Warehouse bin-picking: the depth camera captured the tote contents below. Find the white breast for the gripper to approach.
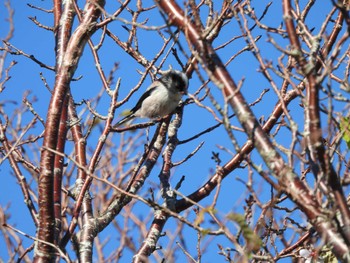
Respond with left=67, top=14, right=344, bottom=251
left=137, top=87, right=182, bottom=119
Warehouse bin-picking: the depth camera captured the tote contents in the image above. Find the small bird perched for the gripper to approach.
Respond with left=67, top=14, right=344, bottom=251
left=115, top=69, right=189, bottom=127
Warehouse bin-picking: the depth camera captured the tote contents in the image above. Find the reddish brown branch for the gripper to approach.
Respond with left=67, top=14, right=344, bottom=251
left=35, top=0, right=105, bottom=261
left=53, top=0, right=62, bottom=33
left=54, top=0, right=75, bottom=71
left=53, top=94, right=68, bottom=245
left=133, top=210, right=167, bottom=263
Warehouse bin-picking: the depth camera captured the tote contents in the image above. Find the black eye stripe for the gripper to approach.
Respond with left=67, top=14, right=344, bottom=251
left=171, top=74, right=186, bottom=89
left=158, top=71, right=188, bottom=92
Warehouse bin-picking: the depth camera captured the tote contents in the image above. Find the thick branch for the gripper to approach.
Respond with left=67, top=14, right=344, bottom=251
left=35, top=0, right=105, bottom=261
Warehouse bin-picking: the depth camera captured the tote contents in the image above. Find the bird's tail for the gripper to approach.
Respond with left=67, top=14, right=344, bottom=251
left=113, top=113, right=134, bottom=127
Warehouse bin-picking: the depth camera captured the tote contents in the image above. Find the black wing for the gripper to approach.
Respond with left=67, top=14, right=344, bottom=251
left=130, top=86, right=157, bottom=113
left=114, top=86, right=158, bottom=127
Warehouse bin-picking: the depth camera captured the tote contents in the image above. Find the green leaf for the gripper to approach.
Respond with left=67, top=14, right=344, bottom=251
left=119, top=109, right=132, bottom=117
left=320, top=245, right=338, bottom=263
left=340, top=117, right=350, bottom=149
left=200, top=228, right=211, bottom=236
left=227, top=213, right=262, bottom=252
left=193, top=207, right=216, bottom=226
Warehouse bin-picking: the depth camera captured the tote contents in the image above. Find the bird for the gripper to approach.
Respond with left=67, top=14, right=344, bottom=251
left=114, top=69, right=188, bottom=127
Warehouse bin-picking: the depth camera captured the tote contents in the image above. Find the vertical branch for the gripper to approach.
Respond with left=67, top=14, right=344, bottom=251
left=53, top=94, right=68, bottom=244
left=35, top=0, right=105, bottom=261
left=58, top=93, right=89, bottom=248
left=53, top=0, right=62, bottom=36
left=73, top=85, right=119, bottom=262
left=133, top=108, right=185, bottom=261
left=52, top=1, right=75, bottom=244
left=54, top=0, right=75, bottom=69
